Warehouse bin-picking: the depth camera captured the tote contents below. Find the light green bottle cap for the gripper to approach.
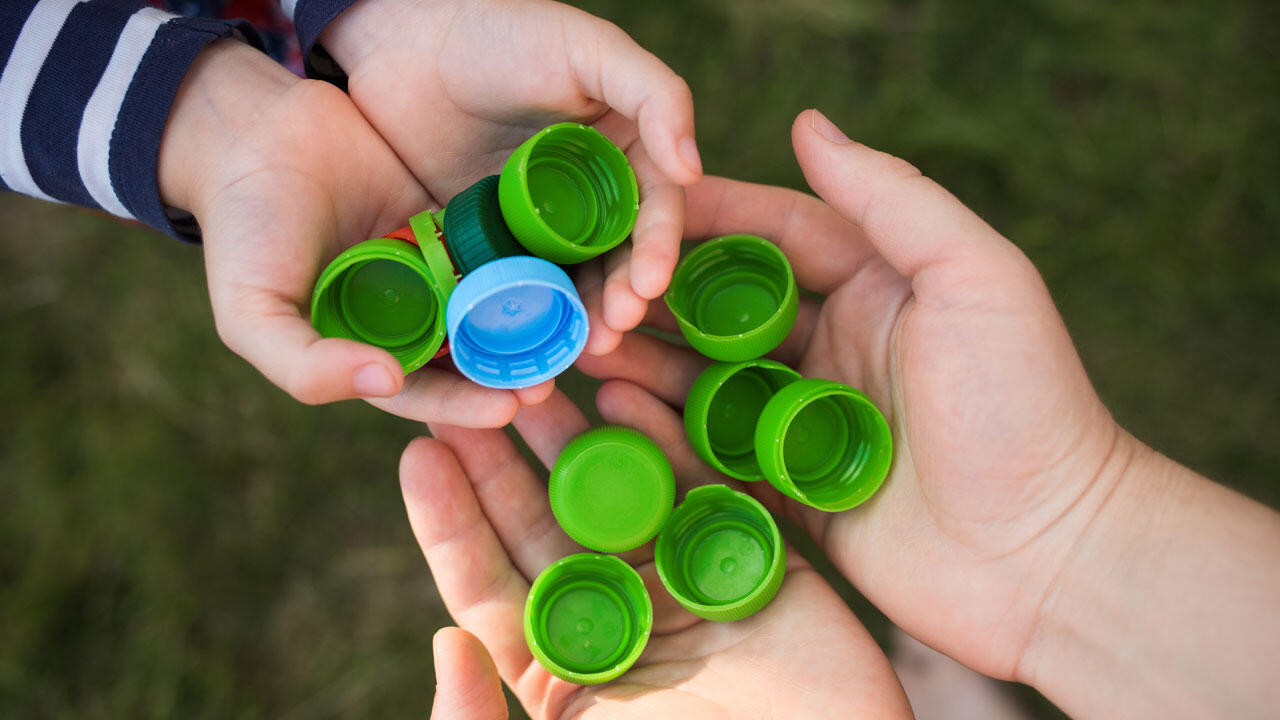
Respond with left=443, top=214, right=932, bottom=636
left=524, top=553, right=652, bottom=685
left=755, top=378, right=892, bottom=512
left=310, top=234, right=455, bottom=373
left=498, top=123, right=638, bottom=264
left=549, top=426, right=675, bottom=553
left=664, top=235, right=799, bottom=361
left=684, top=360, right=801, bottom=481
left=655, top=484, right=784, bottom=622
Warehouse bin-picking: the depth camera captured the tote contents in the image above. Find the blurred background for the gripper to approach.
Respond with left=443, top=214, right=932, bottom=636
left=1, top=0, right=1277, bottom=717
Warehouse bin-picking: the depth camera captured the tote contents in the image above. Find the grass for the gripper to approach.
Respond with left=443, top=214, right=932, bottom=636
left=1, top=0, right=1277, bottom=716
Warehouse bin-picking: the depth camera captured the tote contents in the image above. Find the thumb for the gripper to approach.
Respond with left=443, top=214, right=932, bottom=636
left=791, top=109, right=1037, bottom=301
left=430, top=628, right=508, bottom=720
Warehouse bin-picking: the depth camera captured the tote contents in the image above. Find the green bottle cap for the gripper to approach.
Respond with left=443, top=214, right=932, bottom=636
left=498, top=123, right=638, bottom=264
left=310, top=235, right=455, bottom=373
left=549, top=427, right=675, bottom=553
left=655, top=484, right=784, bottom=622
left=754, top=378, right=893, bottom=512
left=524, top=553, right=652, bottom=685
left=443, top=175, right=527, bottom=275
left=664, top=235, right=799, bottom=362
left=684, top=359, right=801, bottom=481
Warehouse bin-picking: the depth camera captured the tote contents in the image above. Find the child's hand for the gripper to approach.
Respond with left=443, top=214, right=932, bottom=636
left=399, top=390, right=911, bottom=720
left=159, top=40, right=543, bottom=427
left=319, top=0, right=701, bottom=355
left=574, top=108, right=1130, bottom=681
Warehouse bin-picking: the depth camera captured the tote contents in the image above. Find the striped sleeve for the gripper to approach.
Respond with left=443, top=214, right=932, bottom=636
left=281, top=0, right=360, bottom=82
left=0, top=0, right=262, bottom=239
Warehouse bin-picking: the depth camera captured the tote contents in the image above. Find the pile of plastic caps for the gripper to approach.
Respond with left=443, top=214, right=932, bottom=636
left=310, top=123, right=893, bottom=685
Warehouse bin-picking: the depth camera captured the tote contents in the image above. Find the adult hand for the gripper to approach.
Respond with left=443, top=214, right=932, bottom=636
left=159, top=39, right=545, bottom=427
left=576, top=109, right=1280, bottom=718
left=575, top=108, right=1129, bottom=679
left=320, top=0, right=702, bottom=355
left=399, top=390, right=910, bottom=719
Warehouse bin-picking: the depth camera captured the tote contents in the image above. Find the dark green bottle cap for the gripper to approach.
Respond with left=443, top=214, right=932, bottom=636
left=443, top=175, right=527, bottom=275
left=498, top=123, right=638, bottom=264
left=310, top=237, right=453, bottom=373
left=524, top=553, right=652, bottom=685
left=549, top=426, right=675, bottom=553
left=655, top=484, right=784, bottom=622
left=755, top=378, right=893, bottom=512
left=665, top=235, right=799, bottom=361
left=684, top=360, right=801, bottom=480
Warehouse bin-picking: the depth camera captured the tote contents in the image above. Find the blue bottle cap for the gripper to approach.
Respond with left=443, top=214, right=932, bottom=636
left=445, top=256, right=589, bottom=388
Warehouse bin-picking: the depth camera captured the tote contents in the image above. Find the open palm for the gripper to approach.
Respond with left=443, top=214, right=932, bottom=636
left=575, top=110, right=1132, bottom=681
left=321, top=0, right=701, bottom=352
left=400, top=389, right=909, bottom=719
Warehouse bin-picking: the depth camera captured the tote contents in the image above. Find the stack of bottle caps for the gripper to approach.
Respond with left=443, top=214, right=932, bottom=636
left=309, top=123, right=639, bottom=389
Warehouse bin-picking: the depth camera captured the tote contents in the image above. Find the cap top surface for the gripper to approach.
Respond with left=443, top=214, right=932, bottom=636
left=338, top=259, right=435, bottom=344
left=550, top=427, right=675, bottom=553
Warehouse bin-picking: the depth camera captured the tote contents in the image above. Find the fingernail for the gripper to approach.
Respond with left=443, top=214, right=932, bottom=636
left=353, top=363, right=398, bottom=397
left=678, top=136, right=703, bottom=177
left=810, top=109, right=851, bottom=144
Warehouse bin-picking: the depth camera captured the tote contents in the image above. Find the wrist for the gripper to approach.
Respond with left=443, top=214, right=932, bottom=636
left=157, top=39, right=299, bottom=215
left=318, top=0, right=436, bottom=72
left=1020, top=437, right=1280, bottom=717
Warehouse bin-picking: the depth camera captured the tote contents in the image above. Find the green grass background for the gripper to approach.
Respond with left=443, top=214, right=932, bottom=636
left=1, top=0, right=1277, bottom=716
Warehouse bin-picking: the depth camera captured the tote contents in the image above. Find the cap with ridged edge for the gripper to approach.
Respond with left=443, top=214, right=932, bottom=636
left=498, top=123, right=638, bottom=264
left=445, top=255, right=588, bottom=389
left=685, top=360, right=801, bottom=481
left=549, top=426, right=675, bottom=553
left=755, top=378, right=893, bottom=512
left=443, top=175, right=527, bottom=275
left=310, top=237, right=450, bottom=373
left=665, top=235, right=798, bottom=362
left=655, top=484, right=784, bottom=622
left=524, top=553, right=652, bottom=685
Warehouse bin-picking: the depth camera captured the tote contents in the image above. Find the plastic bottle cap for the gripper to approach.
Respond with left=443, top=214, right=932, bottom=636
left=445, top=255, right=588, bottom=389
left=684, top=360, right=801, bottom=481
left=443, top=175, right=527, bottom=275
left=655, top=484, right=784, bottom=622
left=310, top=237, right=454, bottom=373
left=524, top=553, right=652, bottom=685
left=664, top=235, right=799, bottom=361
left=549, top=426, right=675, bottom=553
left=498, top=123, right=638, bottom=264
left=754, top=378, right=893, bottom=512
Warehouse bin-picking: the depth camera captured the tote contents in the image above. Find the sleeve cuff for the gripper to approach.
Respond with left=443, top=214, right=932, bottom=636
left=289, top=0, right=361, bottom=86
left=112, top=16, right=264, bottom=241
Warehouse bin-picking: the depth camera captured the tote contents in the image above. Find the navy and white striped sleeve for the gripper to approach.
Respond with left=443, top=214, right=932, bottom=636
left=0, top=0, right=261, bottom=240
left=281, top=0, right=360, bottom=81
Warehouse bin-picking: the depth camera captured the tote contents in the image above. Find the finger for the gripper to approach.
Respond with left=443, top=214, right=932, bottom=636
left=601, top=244, right=649, bottom=334
left=684, top=175, right=884, bottom=295
left=566, top=14, right=701, bottom=185
left=366, top=367, right=520, bottom=428
left=595, top=380, right=724, bottom=493
left=514, top=379, right=555, bottom=407
left=793, top=109, right=1035, bottom=298
left=575, top=260, right=623, bottom=355
left=209, top=284, right=405, bottom=404
left=626, top=145, right=685, bottom=299
left=427, top=424, right=580, bottom=580
left=430, top=628, right=508, bottom=720
left=574, top=332, right=707, bottom=408
left=399, top=437, right=534, bottom=682
left=509, top=389, right=593, bottom=472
